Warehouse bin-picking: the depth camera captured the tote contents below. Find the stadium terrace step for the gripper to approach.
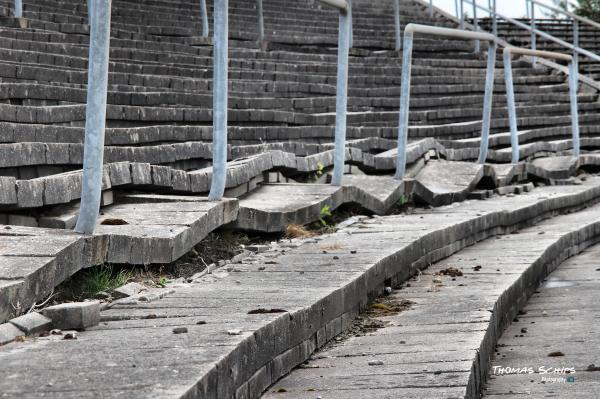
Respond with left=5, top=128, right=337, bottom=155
left=483, top=243, right=600, bottom=398
left=3, top=180, right=600, bottom=398
left=263, top=198, right=600, bottom=399
left=0, top=195, right=238, bottom=323
left=412, top=160, right=484, bottom=206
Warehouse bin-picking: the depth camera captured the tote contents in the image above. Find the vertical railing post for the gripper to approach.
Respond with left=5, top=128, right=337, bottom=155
left=491, top=0, right=497, bottom=36
left=460, top=0, right=464, bottom=29
left=75, top=0, right=112, bottom=235
left=478, top=41, right=497, bottom=163
left=455, top=0, right=459, bottom=18
left=348, top=0, right=353, bottom=48
left=472, top=0, right=480, bottom=52
left=14, top=0, right=22, bottom=18
left=208, top=0, right=228, bottom=200
left=429, top=0, right=433, bottom=18
left=569, top=60, right=580, bottom=157
left=530, top=1, right=537, bottom=66
left=256, top=0, right=264, bottom=44
left=394, top=31, right=414, bottom=180
left=331, top=8, right=350, bottom=186
left=87, top=0, right=94, bottom=25
left=393, top=0, right=401, bottom=51
left=502, top=49, right=520, bottom=165
left=525, top=0, right=530, bottom=18
left=573, top=18, right=579, bottom=73
left=200, top=0, right=209, bottom=37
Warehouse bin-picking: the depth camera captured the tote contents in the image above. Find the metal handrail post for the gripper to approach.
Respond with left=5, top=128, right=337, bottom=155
left=530, top=1, right=537, bottom=66
left=208, top=0, right=228, bottom=201
left=14, top=0, right=22, bottom=17
left=429, top=0, right=433, bottom=18
left=478, top=40, right=496, bottom=163
left=348, top=0, right=353, bottom=48
left=394, top=24, right=497, bottom=179
left=525, top=0, right=530, bottom=18
left=569, top=61, right=580, bottom=156
left=75, top=0, right=112, bottom=234
left=87, top=0, right=94, bottom=25
left=331, top=8, right=350, bottom=186
left=200, top=0, right=209, bottom=37
left=472, top=0, right=480, bottom=52
left=394, top=31, right=414, bottom=180
left=460, top=0, right=464, bottom=29
left=503, top=46, right=579, bottom=163
left=573, top=18, right=579, bottom=73
left=503, top=50, right=520, bottom=164
left=491, top=0, right=497, bottom=36
left=455, top=0, right=459, bottom=18
left=393, top=0, right=401, bottom=51
left=256, top=0, right=264, bottom=44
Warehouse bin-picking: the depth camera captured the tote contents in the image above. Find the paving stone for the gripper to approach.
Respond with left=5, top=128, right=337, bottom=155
left=0, top=323, right=24, bottom=345
left=41, top=302, right=101, bottom=330
left=9, top=312, right=52, bottom=335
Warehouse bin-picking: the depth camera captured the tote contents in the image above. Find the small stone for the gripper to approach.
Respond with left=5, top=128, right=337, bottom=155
left=333, top=256, right=339, bottom=260
left=227, top=329, right=242, bottom=335
left=368, top=360, right=384, bottom=366
left=50, top=329, right=62, bottom=335
left=542, top=311, right=548, bottom=317
left=173, top=327, right=188, bottom=334
left=42, top=301, right=101, bottom=330
left=111, top=282, right=147, bottom=299
left=63, top=332, right=77, bottom=340
left=196, top=321, right=207, bottom=325
left=384, top=286, right=392, bottom=295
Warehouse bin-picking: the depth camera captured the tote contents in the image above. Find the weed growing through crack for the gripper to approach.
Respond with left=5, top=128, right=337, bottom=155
left=57, top=264, right=131, bottom=301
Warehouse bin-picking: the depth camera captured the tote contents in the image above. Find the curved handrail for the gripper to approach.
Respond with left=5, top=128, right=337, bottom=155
left=502, top=46, right=580, bottom=164
left=395, top=23, right=497, bottom=179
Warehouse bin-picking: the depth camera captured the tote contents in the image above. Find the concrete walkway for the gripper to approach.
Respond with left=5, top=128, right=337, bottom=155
left=262, top=194, right=600, bottom=398
left=3, top=180, right=600, bottom=398
left=483, top=244, right=600, bottom=398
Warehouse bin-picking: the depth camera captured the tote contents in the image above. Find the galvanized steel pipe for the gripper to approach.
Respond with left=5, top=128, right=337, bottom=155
left=208, top=0, right=228, bottom=201
left=395, top=24, right=496, bottom=179
left=14, top=0, right=22, bottom=17
left=87, top=0, right=94, bottom=25
left=478, top=41, right=496, bottom=163
left=75, top=0, right=112, bottom=234
left=393, top=0, right=401, bottom=51
left=200, top=0, right=209, bottom=37
left=332, top=8, right=350, bottom=186
left=503, top=46, right=579, bottom=163
left=256, top=0, right=264, bottom=43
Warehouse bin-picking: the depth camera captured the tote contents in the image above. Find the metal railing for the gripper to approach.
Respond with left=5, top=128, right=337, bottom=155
left=394, top=23, right=497, bottom=180
left=503, top=46, right=580, bottom=164
left=525, top=0, right=600, bottom=70
left=75, top=0, right=112, bottom=234
left=460, top=0, right=600, bottom=69
left=210, top=0, right=352, bottom=194
left=13, top=0, right=22, bottom=18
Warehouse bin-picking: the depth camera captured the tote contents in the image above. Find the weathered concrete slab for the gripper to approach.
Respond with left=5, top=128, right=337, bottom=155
left=0, top=195, right=239, bottom=323
left=235, top=184, right=344, bottom=232
left=413, top=160, right=485, bottom=206
left=3, top=181, right=600, bottom=397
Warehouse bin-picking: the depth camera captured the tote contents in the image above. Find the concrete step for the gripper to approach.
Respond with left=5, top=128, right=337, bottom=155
left=0, top=195, right=238, bottom=323
left=263, top=191, right=600, bottom=398
left=483, top=244, right=600, bottom=398
left=3, top=179, right=600, bottom=397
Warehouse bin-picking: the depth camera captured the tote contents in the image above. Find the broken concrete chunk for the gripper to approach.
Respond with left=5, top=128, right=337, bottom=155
left=111, top=282, right=147, bottom=299
left=9, top=312, right=52, bottom=335
left=0, top=323, right=25, bottom=345
left=42, top=301, right=101, bottom=330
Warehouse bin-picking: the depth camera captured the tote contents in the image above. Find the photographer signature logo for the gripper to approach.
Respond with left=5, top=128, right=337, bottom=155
left=492, top=366, right=576, bottom=384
